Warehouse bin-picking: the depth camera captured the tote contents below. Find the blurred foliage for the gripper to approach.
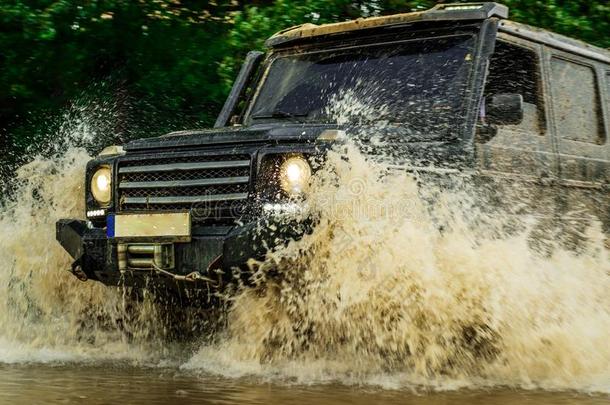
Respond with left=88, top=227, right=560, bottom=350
left=0, top=0, right=608, bottom=158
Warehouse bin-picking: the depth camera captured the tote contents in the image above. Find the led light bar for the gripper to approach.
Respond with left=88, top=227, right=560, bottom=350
left=263, top=202, right=304, bottom=216
left=86, top=209, right=106, bottom=218
left=428, top=2, right=509, bottom=20
left=443, top=5, right=486, bottom=11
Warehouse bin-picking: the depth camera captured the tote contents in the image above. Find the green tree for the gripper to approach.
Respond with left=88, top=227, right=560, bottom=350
left=0, top=0, right=608, bottom=163
left=0, top=1, right=240, bottom=155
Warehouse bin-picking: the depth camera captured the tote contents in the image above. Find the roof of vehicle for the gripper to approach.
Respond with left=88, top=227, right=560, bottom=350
left=265, top=2, right=508, bottom=47
left=265, top=2, right=610, bottom=64
left=498, top=20, right=610, bottom=64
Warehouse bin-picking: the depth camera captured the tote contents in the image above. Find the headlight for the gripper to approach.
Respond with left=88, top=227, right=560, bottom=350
left=90, top=166, right=112, bottom=205
left=279, top=156, right=311, bottom=195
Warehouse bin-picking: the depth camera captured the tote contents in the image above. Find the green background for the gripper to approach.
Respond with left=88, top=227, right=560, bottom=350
left=1, top=1, right=608, bottom=163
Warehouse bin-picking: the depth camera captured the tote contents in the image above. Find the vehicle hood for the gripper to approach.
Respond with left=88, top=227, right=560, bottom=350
left=124, top=124, right=334, bottom=152
left=123, top=123, right=468, bottom=169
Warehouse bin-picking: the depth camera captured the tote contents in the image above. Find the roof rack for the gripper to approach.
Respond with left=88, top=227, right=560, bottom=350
left=266, top=2, right=509, bottom=47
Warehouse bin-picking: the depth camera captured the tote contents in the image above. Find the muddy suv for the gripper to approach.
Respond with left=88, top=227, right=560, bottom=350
left=57, top=2, right=610, bottom=292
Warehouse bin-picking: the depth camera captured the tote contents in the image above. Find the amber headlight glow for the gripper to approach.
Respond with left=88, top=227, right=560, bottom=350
left=90, top=166, right=112, bottom=205
left=279, top=156, right=311, bottom=196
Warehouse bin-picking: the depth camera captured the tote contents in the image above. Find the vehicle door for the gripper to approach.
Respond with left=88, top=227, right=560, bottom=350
left=545, top=49, right=610, bottom=242
left=474, top=35, right=559, bottom=239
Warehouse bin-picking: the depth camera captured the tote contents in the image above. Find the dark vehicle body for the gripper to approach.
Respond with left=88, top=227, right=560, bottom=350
left=57, top=3, right=610, bottom=295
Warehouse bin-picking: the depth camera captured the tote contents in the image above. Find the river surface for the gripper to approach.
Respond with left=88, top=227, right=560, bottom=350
left=1, top=364, right=609, bottom=405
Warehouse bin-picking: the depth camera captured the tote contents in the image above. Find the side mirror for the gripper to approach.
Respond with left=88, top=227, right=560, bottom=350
left=485, top=93, right=524, bottom=126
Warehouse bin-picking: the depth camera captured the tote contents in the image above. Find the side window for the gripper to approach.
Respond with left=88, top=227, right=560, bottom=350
left=482, top=41, right=545, bottom=135
left=550, top=58, right=605, bottom=144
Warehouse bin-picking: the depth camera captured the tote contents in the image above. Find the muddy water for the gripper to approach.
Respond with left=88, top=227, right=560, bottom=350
left=0, top=127, right=609, bottom=403
left=1, top=365, right=609, bottom=405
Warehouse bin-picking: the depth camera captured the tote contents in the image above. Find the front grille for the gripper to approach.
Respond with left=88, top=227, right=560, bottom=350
left=117, top=153, right=252, bottom=224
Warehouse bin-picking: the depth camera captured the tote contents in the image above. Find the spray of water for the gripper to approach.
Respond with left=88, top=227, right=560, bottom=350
left=0, top=96, right=608, bottom=394
left=186, top=142, right=610, bottom=392
left=185, top=93, right=610, bottom=393
left=0, top=99, right=173, bottom=364
left=2, top=148, right=181, bottom=363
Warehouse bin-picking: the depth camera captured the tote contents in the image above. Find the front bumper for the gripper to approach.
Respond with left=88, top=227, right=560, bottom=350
left=56, top=213, right=309, bottom=289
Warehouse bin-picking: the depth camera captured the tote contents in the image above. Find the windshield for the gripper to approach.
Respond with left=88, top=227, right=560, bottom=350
left=249, top=35, right=476, bottom=138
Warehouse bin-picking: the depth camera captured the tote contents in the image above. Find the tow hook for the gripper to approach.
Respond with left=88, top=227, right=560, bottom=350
left=70, top=260, right=88, bottom=282
left=151, top=263, right=221, bottom=287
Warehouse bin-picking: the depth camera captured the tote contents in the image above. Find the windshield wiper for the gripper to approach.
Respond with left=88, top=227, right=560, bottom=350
left=251, top=110, right=308, bottom=120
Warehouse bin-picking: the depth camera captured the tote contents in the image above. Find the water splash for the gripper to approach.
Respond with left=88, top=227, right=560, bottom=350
left=186, top=141, right=610, bottom=393
left=0, top=94, right=179, bottom=365
left=0, top=148, right=174, bottom=363
left=1, top=96, right=608, bottom=395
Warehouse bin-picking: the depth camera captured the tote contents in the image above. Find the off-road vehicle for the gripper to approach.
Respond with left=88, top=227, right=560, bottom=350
left=57, top=2, right=610, bottom=294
